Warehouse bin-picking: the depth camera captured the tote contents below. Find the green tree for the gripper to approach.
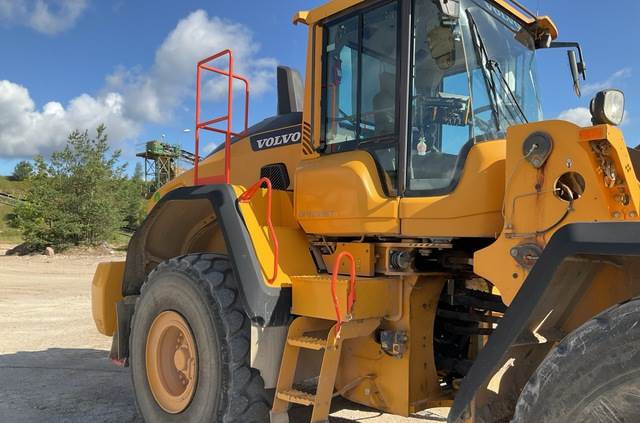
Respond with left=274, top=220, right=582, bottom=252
left=121, top=162, right=147, bottom=230
left=11, top=160, right=33, bottom=181
left=14, top=125, right=133, bottom=249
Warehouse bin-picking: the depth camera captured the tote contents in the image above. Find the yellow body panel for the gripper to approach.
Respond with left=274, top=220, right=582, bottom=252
left=91, top=261, right=125, bottom=336
left=149, top=131, right=303, bottom=209
left=400, top=141, right=506, bottom=237
left=235, top=186, right=316, bottom=288
left=290, top=275, right=400, bottom=321
left=295, top=150, right=400, bottom=236
left=323, top=242, right=376, bottom=277
left=475, top=121, right=640, bottom=304
left=335, top=276, right=448, bottom=415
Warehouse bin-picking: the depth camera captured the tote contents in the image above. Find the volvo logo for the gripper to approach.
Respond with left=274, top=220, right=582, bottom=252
left=250, top=125, right=302, bottom=151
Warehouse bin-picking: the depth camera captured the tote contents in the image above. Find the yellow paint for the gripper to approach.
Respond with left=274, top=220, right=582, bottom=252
left=323, top=243, right=376, bottom=277
left=91, top=261, right=125, bottom=336
left=400, top=141, right=506, bottom=237
left=335, top=276, right=449, bottom=416
left=293, top=10, right=309, bottom=25
left=272, top=317, right=381, bottom=422
left=235, top=186, right=317, bottom=287
left=290, top=275, right=400, bottom=321
left=562, top=262, right=640, bottom=334
left=148, top=127, right=304, bottom=211
left=475, top=121, right=640, bottom=304
left=305, top=0, right=365, bottom=24
left=295, top=150, right=400, bottom=235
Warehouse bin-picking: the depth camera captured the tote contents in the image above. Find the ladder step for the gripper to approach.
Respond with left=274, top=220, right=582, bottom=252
left=276, top=389, right=316, bottom=406
left=287, top=335, right=327, bottom=350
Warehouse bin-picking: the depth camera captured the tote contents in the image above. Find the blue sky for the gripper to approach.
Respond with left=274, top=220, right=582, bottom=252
left=0, top=0, right=638, bottom=175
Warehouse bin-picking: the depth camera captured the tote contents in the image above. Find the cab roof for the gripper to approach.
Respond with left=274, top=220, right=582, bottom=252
left=295, top=0, right=557, bottom=40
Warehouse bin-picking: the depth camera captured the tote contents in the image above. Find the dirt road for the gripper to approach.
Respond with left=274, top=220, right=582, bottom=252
left=0, top=244, right=448, bottom=423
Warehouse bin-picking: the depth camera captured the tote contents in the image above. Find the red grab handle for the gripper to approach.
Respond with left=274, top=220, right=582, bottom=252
left=330, top=251, right=357, bottom=338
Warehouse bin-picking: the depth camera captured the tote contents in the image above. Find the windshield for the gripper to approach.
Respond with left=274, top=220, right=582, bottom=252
left=463, top=0, right=542, bottom=137
left=407, top=0, right=542, bottom=194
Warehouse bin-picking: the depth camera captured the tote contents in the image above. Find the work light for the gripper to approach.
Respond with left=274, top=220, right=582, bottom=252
left=590, top=89, right=625, bottom=126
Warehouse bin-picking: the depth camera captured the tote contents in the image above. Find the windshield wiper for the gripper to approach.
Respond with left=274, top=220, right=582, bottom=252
left=466, top=10, right=501, bottom=132
left=488, top=59, right=528, bottom=124
left=466, top=11, right=528, bottom=127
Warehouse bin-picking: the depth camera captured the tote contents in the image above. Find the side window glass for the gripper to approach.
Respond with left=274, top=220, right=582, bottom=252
left=324, top=16, right=359, bottom=147
left=440, top=72, right=470, bottom=155
left=320, top=2, right=399, bottom=196
left=360, top=3, right=398, bottom=139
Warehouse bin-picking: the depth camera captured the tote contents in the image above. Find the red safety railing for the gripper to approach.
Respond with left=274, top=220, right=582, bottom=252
left=194, top=49, right=249, bottom=185
left=331, top=251, right=357, bottom=339
left=238, top=177, right=280, bottom=284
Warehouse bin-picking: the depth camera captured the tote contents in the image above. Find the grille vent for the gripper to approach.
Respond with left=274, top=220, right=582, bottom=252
left=260, top=163, right=290, bottom=190
left=302, top=121, right=313, bottom=155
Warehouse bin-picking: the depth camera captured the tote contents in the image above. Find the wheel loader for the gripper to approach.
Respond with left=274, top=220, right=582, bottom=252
left=91, top=0, right=640, bottom=422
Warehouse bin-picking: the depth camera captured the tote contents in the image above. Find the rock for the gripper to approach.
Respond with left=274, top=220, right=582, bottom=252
left=5, top=243, right=35, bottom=256
left=44, top=246, right=55, bottom=257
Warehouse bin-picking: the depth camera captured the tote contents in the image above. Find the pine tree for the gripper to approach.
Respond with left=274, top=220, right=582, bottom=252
left=10, top=160, right=33, bottom=181
left=14, top=125, right=141, bottom=249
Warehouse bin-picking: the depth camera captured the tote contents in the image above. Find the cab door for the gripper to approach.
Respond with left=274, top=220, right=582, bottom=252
left=399, top=0, right=505, bottom=238
left=295, top=0, right=403, bottom=236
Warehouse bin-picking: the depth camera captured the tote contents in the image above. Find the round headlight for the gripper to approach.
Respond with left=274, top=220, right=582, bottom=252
left=590, top=89, right=625, bottom=126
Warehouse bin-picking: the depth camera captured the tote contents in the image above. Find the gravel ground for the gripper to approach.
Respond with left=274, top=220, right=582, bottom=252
left=0, top=244, right=449, bottom=422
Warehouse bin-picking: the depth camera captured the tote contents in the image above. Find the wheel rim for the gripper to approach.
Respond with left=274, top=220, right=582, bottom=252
left=145, top=311, right=198, bottom=414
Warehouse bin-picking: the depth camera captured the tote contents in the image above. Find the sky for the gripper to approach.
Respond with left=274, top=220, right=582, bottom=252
left=0, top=0, right=638, bottom=175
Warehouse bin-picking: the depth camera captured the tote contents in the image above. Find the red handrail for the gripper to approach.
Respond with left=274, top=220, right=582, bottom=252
left=194, top=49, right=249, bottom=185
left=331, top=251, right=357, bottom=339
left=238, top=177, right=280, bottom=284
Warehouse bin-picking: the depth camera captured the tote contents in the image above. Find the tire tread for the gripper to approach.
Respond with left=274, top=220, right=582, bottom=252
left=134, top=253, right=270, bottom=423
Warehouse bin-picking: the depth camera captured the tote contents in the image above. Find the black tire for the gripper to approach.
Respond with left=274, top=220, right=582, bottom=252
left=130, top=253, right=270, bottom=423
left=512, top=297, right=640, bottom=423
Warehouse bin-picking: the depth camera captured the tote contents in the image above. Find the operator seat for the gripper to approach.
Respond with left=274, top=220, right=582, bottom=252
left=373, top=72, right=396, bottom=136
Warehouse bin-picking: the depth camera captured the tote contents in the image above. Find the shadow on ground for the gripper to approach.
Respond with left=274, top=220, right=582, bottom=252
left=0, top=348, right=448, bottom=423
left=0, top=348, right=140, bottom=423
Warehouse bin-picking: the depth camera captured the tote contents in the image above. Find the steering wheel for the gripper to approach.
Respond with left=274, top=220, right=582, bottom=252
left=333, top=108, right=357, bottom=130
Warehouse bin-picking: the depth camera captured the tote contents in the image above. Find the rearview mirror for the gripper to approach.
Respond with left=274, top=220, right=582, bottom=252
left=568, top=50, right=581, bottom=97
left=435, top=0, right=459, bottom=19
left=549, top=41, right=587, bottom=98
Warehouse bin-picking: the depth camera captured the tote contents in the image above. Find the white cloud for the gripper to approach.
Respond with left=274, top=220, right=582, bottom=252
left=0, top=0, right=88, bottom=35
left=0, top=80, right=139, bottom=157
left=557, top=107, right=592, bottom=127
left=582, top=67, right=632, bottom=96
left=557, top=107, right=630, bottom=127
left=107, top=10, right=277, bottom=123
left=0, top=9, right=277, bottom=159
left=557, top=68, right=634, bottom=127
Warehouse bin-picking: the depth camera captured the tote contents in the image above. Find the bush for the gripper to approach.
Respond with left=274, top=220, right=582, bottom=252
left=13, top=125, right=146, bottom=249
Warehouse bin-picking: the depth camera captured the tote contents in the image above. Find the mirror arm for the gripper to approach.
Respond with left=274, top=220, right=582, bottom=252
left=549, top=41, right=587, bottom=80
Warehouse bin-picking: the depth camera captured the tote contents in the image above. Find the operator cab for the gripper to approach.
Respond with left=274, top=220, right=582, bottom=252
left=321, top=0, right=541, bottom=195
left=296, top=0, right=550, bottom=237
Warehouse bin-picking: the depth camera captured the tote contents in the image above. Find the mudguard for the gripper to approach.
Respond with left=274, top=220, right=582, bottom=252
left=122, top=184, right=291, bottom=327
left=449, top=222, right=640, bottom=423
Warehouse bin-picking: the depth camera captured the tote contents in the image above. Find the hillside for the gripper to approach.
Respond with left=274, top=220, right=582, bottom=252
left=0, top=176, right=30, bottom=243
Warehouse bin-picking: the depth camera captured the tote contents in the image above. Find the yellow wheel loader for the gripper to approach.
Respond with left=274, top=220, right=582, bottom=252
left=91, top=1, right=640, bottom=422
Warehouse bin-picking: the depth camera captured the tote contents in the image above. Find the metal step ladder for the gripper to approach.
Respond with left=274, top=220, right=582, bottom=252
left=270, top=316, right=380, bottom=423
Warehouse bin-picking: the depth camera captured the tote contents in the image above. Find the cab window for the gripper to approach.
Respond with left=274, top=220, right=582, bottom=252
left=407, top=0, right=472, bottom=194
left=321, top=1, right=399, bottom=195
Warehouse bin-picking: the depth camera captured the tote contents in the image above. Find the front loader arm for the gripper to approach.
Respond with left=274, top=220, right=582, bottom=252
left=450, top=222, right=640, bottom=422
left=451, top=121, right=640, bottom=422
